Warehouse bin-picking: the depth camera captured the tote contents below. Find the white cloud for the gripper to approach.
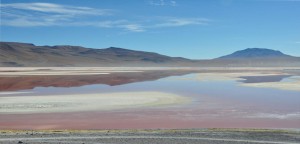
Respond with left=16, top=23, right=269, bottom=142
left=149, top=0, right=177, bottom=6
left=0, top=2, right=209, bottom=32
left=170, top=1, right=177, bottom=6
left=1, top=17, right=54, bottom=27
left=0, top=3, right=112, bottom=16
left=94, top=20, right=128, bottom=28
left=0, top=2, right=114, bottom=27
left=153, top=18, right=210, bottom=27
left=121, top=24, right=145, bottom=32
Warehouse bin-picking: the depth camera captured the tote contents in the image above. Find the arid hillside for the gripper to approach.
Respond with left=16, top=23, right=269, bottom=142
left=1, top=42, right=299, bottom=67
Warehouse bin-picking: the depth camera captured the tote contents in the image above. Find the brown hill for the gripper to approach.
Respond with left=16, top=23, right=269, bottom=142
left=0, top=42, right=191, bottom=67
left=1, top=42, right=299, bottom=67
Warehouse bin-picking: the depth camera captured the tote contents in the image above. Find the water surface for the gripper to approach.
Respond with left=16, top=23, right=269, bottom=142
left=0, top=71, right=299, bottom=129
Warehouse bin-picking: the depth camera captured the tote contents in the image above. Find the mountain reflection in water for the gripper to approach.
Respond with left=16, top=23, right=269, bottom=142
left=0, top=70, right=298, bottom=91
left=0, top=70, right=193, bottom=91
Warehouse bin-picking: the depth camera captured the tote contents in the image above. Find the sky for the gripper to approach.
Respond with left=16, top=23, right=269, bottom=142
left=0, top=0, right=300, bottom=59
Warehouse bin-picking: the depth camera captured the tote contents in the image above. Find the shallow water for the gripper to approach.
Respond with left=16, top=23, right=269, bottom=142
left=0, top=71, right=299, bottom=129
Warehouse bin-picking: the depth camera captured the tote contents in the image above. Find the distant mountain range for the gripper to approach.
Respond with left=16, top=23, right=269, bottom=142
left=218, top=48, right=293, bottom=59
left=0, top=42, right=299, bottom=67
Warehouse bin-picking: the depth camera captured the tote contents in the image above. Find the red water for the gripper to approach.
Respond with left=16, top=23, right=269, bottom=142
left=0, top=73, right=299, bottom=130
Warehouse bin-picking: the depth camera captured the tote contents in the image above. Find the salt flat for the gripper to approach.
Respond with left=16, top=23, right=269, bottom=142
left=0, top=92, right=189, bottom=114
left=241, top=76, right=300, bottom=91
left=0, top=67, right=299, bottom=74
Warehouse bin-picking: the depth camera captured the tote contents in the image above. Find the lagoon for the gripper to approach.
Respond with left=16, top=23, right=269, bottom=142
left=0, top=67, right=299, bottom=130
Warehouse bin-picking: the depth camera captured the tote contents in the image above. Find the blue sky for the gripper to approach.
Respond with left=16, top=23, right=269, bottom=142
left=0, top=0, right=299, bottom=59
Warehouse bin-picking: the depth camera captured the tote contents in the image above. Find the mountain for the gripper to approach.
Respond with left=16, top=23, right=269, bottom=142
left=0, top=42, right=299, bottom=67
left=0, top=42, right=191, bottom=67
left=209, top=48, right=300, bottom=67
left=218, top=48, right=293, bottom=59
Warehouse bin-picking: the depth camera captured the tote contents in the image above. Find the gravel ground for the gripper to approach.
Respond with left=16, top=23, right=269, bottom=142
left=0, top=129, right=299, bottom=144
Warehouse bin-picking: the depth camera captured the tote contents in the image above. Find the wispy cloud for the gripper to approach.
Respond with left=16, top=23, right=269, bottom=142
left=0, top=2, right=114, bottom=27
left=153, top=18, right=210, bottom=27
left=295, top=41, right=300, bottom=44
left=149, top=0, right=177, bottom=6
left=121, top=24, right=145, bottom=32
left=0, top=3, right=111, bottom=16
left=0, top=2, right=209, bottom=32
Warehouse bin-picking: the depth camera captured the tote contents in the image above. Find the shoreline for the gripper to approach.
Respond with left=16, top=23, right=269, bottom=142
left=1, top=128, right=300, bottom=133
left=1, top=128, right=299, bottom=144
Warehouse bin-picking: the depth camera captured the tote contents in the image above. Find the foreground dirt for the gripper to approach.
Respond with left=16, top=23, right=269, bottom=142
left=0, top=129, right=299, bottom=144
